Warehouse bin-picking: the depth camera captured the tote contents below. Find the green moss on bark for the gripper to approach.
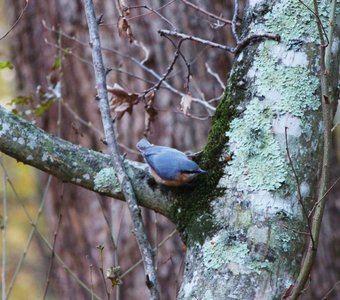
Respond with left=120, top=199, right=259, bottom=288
left=169, top=93, right=236, bottom=244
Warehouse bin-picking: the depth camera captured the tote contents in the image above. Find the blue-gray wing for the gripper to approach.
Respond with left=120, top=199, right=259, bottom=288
left=144, top=146, right=201, bottom=180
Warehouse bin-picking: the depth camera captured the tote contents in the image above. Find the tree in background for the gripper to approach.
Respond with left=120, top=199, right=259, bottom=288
left=1, top=0, right=340, bottom=299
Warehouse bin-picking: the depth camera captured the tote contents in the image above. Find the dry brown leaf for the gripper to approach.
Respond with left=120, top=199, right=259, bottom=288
left=120, top=0, right=130, bottom=16
left=108, top=83, right=139, bottom=119
left=117, top=16, right=134, bottom=43
left=144, top=91, right=157, bottom=134
left=180, top=93, right=192, bottom=115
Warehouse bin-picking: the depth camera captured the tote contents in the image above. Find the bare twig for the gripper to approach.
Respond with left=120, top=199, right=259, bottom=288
left=42, top=22, right=216, bottom=112
left=162, top=35, right=192, bottom=92
left=1, top=165, right=7, bottom=300
left=0, top=0, right=29, bottom=40
left=309, top=176, right=340, bottom=218
left=97, top=245, right=110, bottom=300
left=127, top=4, right=176, bottom=29
left=297, top=0, right=329, bottom=47
left=120, top=229, right=177, bottom=279
left=232, top=0, right=240, bottom=43
left=125, top=0, right=176, bottom=23
left=110, top=203, right=120, bottom=300
left=179, top=0, right=233, bottom=26
left=234, top=33, right=280, bottom=53
left=331, top=121, right=340, bottom=132
left=159, top=29, right=234, bottom=52
left=144, top=39, right=185, bottom=95
left=96, top=195, right=121, bottom=300
left=153, top=212, right=159, bottom=271
left=44, top=37, right=156, bottom=85
left=43, top=214, right=62, bottom=300
left=159, top=29, right=280, bottom=54
left=321, top=280, right=340, bottom=299
left=205, top=63, right=225, bottom=89
left=37, top=232, right=102, bottom=300
left=5, top=175, right=52, bottom=299
left=284, top=126, right=315, bottom=248
left=83, top=0, right=160, bottom=298
left=1, top=166, right=102, bottom=299
left=90, top=264, right=95, bottom=300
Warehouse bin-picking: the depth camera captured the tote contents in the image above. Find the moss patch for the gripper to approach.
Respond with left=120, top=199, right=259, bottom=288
left=170, top=93, right=236, bottom=244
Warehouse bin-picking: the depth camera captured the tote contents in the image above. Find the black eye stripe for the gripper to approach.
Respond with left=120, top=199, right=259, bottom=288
left=180, top=170, right=199, bottom=174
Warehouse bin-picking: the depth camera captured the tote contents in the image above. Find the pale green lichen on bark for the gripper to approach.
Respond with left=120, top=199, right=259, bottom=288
left=226, top=99, right=288, bottom=191
left=0, top=122, right=10, bottom=137
left=255, top=0, right=329, bottom=43
left=225, top=0, right=325, bottom=192
left=202, top=289, right=214, bottom=300
left=202, top=231, right=271, bottom=272
left=254, top=45, right=320, bottom=117
left=94, top=167, right=119, bottom=193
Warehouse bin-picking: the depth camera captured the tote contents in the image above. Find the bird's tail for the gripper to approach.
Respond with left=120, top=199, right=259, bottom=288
left=197, top=168, right=207, bottom=174
left=136, top=138, right=152, bottom=152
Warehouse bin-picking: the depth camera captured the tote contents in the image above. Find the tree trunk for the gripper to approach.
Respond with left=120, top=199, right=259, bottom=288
left=177, top=1, right=339, bottom=299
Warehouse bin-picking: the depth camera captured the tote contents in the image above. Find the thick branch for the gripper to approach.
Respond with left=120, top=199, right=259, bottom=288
left=0, top=105, right=172, bottom=218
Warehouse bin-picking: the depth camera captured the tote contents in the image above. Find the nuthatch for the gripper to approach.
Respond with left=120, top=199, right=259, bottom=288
left=136, top=138, right=207, bottom=187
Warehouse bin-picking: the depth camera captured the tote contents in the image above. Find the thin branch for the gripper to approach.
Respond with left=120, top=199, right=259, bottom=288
left=308, top=175, right=340, bottom=219
left=179, top=0, right=233, bottom=26
left=44, top=37, right=156, bottom=85
left=331, top=121, right=340, bottom=132
left=42, top=22, right=216, bottom=112
left=284, top=126, right=315, bottom=248
left=62, top=101, right=140, bottom=155
left=144, top=39, right=185, bottom=95
left=127, top=4, right=176, bottom=29
left=37, top=232, right=103, bottom=300
left=297, top=0, right=329, bottom=47
left=159, top=29, right=234, bottom=52
left=205, top=63, right=225, bottom=90
left=125, top=0, right=176, bottom=23
left=153, top=212, right=159, bottom=271
left=0, top=0, right=29, bottom=41
left=162, top=36, right=192, bottom=93
left=42, top=214, right=62, bottom=300
left=5, top=175, right=52, bottom=299
left=1, top=163, right=7, bottom=300
left=90, top=264, right=95, bottom=300
left=234, top=32, right=281, bottom=53
left=158, top=29, right=280, bottom=54
left=321, top=280, right=340, bottom=299
left=97, top=245, right=110, bottom=300
left=83, top=0, right=160, bottom=298
left=95, top=195, right=121, bottom=298
left=3, top=166, right=102, bottom=300
left=232, top=0, right=240, bottom=43
left=120, top=229, right=177, bottom=279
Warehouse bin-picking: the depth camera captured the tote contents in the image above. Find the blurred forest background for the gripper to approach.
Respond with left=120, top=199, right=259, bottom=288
left=0, top=0, right=339, bottom=299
